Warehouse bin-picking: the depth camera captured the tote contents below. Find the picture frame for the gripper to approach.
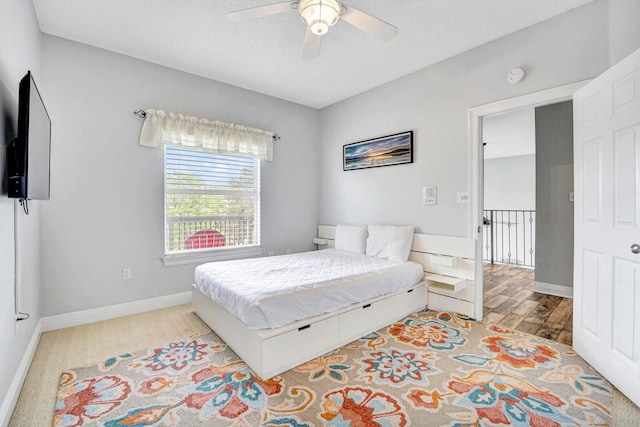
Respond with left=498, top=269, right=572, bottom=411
left=343, top=131, right=413, bottom=171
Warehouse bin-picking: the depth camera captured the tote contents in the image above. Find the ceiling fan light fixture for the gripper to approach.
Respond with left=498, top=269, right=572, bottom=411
left=299, top=0, right=340, bottom=35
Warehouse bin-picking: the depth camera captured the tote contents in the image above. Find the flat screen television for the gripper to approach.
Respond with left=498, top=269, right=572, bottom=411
left=6, top=71, right=51, bottom=200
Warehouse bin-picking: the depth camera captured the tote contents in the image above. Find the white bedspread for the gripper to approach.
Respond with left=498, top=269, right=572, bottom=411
left=194, top=249, right=424, bottom=330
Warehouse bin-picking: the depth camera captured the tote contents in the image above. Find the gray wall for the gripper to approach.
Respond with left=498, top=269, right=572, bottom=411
left=534, top=101, right=574, bottom=289
left=0, top=0, right=42, bottom=420
left=39, top=36, right=320, bottom=316
left=484, top=155, right=536, bottom=211
left=318, top=0, right=609, bottom=236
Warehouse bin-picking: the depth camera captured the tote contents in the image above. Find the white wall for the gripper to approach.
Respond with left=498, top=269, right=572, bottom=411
left=39, top=36, right=320, bottom=316
left=482, top=108, right=535, bottom=159
left=318, top=0, right=609, bottom=237
left=484, top=155, right=536, bottom=210
left=0, top=0, right=42, bottom=421
left=609, top=0, right=640, bottom=65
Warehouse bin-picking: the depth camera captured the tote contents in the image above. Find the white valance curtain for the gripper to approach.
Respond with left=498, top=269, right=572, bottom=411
left=139, top=109, right=274, bottom=161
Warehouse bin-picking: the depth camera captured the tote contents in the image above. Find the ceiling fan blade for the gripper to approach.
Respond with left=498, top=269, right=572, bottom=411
left=227, top=1, right=297, bottom=23
left=340, top=4, right=399, bottom=42
left=301, top=26, right=322, bottom=60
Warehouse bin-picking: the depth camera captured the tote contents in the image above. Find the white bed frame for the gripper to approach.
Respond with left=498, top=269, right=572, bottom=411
left=192, top=225, right=476, bottom=379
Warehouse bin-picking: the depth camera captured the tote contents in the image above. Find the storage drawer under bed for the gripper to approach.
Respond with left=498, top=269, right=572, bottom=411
left=192, top=282, right=427, bottom=379
left=340, top=284, right=427, bottom=344
left=258, top=283, right=427, bottom=377
left=260, top=315, right=340, bottom=377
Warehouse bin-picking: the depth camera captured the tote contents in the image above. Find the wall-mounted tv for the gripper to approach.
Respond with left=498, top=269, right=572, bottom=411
left=6, top=71, right=51, bottom=200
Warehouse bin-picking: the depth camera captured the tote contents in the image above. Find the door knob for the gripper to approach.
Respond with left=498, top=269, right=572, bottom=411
left=632, top=244, right=640, bottom=254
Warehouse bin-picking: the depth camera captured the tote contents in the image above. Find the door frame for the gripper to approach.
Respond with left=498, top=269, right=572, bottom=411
left=468, top=80, right=590, bottom=320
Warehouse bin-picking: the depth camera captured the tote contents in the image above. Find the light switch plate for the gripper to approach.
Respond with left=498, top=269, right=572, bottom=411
left=456, top=192, right=470, bottom=203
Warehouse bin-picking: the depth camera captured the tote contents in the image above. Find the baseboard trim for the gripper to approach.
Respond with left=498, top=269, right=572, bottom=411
left=0, top=319, right=42, bottom=427
left=41, top=291, right=192, bottom=332
left=532, top=281, right=574, bottom=298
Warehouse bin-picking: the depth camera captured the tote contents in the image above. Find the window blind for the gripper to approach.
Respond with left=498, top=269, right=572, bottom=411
left=164, top=145, right=260, bottom=254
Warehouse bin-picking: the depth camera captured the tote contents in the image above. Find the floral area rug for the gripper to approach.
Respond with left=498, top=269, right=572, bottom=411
left=54, top=311, right=611, bottom=426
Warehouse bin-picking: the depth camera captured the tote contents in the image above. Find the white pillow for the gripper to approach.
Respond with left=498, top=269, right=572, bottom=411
left=334, top=224, right=368, bottom=254
left=366, top=225, right=414, bottom=262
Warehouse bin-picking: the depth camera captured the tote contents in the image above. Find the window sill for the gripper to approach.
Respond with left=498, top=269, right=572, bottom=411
left=163, top=246, right=263, bottom=267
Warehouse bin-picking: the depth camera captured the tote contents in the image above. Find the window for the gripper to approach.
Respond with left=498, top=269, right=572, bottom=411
left=164, top=145, right=260, bottom=256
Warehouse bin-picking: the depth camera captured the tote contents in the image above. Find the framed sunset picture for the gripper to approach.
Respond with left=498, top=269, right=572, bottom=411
left=343, top=131, right=413, bottom=171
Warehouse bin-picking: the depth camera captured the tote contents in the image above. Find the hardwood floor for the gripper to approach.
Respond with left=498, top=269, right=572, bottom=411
left=482, top=263, right=573, bottom=345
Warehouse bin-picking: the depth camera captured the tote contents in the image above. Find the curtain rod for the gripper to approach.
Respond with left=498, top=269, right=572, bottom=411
left=133, top=110, right=280, bottom=141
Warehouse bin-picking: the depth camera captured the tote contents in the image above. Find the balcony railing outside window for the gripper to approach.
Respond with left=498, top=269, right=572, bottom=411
left=483, top=210, right=536, bottom=267
left=166, top=214, right=255, bottom=253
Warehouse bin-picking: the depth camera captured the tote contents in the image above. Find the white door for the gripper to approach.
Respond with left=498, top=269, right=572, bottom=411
left=573, top=47, right=640, bottom=407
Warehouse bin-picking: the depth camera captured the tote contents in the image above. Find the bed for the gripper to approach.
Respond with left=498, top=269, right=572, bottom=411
left=192, top=224, right=428, bottom=379
left=194, top=248, right=425, bottom=330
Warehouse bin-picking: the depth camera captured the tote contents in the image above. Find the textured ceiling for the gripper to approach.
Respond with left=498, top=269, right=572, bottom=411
left=32, top=0, right=594, bottom=109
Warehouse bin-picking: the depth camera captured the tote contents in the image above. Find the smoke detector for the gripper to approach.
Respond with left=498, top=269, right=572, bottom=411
left=507, top=68, right=526, bottom=85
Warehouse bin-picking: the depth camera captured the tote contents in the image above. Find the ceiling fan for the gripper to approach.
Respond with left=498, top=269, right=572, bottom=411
left=227, top=0, right=399, bottom=60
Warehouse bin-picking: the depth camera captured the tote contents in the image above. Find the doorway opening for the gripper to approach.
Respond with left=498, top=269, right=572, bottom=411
left=481, top=105, right=574, bottom=344
left=468, top=81, right=589, bottom=344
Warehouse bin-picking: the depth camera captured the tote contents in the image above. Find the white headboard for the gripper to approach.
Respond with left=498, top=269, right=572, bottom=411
left=316, top=225, right=477, bottom=319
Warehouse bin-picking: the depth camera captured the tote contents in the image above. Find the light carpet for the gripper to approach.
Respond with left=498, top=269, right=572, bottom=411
left=53, top=310, right=612, bottom=426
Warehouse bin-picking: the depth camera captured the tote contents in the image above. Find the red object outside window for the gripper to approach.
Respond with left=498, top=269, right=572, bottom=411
left=185, top=230, right=226, bottom=249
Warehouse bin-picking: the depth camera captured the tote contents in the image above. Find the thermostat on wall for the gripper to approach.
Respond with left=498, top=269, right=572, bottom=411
left=507, top=67, right=526, bottom=85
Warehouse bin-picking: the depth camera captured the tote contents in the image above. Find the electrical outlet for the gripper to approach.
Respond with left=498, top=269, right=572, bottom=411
left=122, top=268, right=131, bottom=281
left=286, top=248, right=291, bottom=254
